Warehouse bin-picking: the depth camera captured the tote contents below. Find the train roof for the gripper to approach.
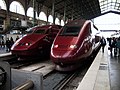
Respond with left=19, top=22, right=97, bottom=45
left=65, top=19, right=90, bottom=27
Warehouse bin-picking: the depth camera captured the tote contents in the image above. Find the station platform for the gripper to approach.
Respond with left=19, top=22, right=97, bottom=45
left=77, top=46, right=120, bottom=90
left=0, top=47, right=11, bottom=57
left=0, top=47, right=8, bottom=54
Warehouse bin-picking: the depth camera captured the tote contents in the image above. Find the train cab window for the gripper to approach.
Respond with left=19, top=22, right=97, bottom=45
left=60, top=26, right=81, bottom=36
left=34, top=29, right=45, bottom=34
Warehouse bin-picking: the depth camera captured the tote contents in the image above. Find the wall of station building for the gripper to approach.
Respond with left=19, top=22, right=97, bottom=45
left=0, top=0, right=65, bottom=33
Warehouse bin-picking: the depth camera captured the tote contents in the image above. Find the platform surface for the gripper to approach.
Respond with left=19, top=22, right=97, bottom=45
left=77, top=46, right=120, bottom=90
left=0, top=47, right=8, bottom=54
left=108, top=49, right=120, bottom=90
left=0, top=47, right=11, bottom=57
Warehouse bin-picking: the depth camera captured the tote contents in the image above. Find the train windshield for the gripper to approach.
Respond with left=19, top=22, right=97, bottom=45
left=34, top=29, right=45, bottom=34
left=60, top=26, right=81, bottom=36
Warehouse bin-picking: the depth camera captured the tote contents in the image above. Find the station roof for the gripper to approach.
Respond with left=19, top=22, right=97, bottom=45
left=36, top=0, right=120, bottom=20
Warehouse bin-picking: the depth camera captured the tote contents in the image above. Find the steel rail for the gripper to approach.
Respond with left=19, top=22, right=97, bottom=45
left=53, top=72, right=77, bottom=90
left=12, top=80, right=34, bottom=90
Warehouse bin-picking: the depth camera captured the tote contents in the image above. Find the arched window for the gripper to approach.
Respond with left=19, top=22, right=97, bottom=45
left=39, top=11, right=47, bottom=21
left=0, top=0, right=7, bottom=10
left=55, top=18, right=60, bottom=25
left=61, top=20, right=64, bottom=26
left=27, top=7, right=38, bottom=19
left=10, top=1, right=25, bottom=15
left=48, top=15, right=53, bottom=23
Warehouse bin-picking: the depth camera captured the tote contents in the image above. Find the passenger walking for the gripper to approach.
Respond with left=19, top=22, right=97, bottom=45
left=100, top=37, right=106, bottom=53
left=10, top=37, right=14, bottom=47
left=108, top=37, right=112, bottom=53
left=15, top=36, right=19, bottom=41
left=6, top=38, right=11, bottom=52
left=111, top=37, right=117, bottom=56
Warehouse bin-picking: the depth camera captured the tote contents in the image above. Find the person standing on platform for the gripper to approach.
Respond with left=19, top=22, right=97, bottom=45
left=108, top=37, right=113, bottom=53
left=10, top=37, right=14, bottom=47
left=100, top=37, right=106, bottom=53
left=0, top=40, right=1, bottom=48
left=116, top=37, right=120, bottom=56
left=1, top=36, right=5, bottom=48
left=111, top=37, right=117, bottom=56
left=6, top=38, right=11, bottom=52
left=15, top=36, right=19, bottom=41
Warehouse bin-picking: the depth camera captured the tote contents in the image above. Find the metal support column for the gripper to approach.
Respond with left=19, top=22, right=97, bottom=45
left=33, top=0, right=36, bottom=26
left=52, top=0, right=55, bottom=25
left=46, top=9, right=49, bottom=25
left=71, top=2, right=74, bottom=20
left=24, top=0, right=28, bottom=23
left=63, top=0, right=66, bottom=23
left=4, top=0, right=10, bottom=30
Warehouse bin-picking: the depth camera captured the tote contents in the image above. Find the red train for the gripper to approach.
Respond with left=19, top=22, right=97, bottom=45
left=50, top=19, right=101, bottom=71
left=11, top=25, right=62, bottom=60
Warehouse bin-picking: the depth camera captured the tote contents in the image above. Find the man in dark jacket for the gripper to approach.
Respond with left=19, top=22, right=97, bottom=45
left=100, top=37, right=106, bottom=53
left=6, top=38, right=11, bottom=52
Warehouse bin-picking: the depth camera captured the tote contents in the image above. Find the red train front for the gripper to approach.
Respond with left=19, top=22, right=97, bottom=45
left=11, top=25, right=62, bottom=60
left=50, top=19, right=101, bottom=71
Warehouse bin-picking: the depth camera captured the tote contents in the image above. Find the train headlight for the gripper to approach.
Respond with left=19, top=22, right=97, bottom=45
left=70, top=45, right=77, bottom=49
left=54, top=45, right=58, bottom=48
left=25, top=43, right=31, bottom=46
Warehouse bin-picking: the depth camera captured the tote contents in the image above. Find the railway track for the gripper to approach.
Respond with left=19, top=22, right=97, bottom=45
left=60, top=67, right=88, bottom=90
left=53, top=72, right=77, bottom=90
left=0, top=47, right=100, bottom=90
left=43, top=57, right=94, bottom=90
left=43, top=65, right=90, bottom=90
left=43, top=47, right=100, bottom=90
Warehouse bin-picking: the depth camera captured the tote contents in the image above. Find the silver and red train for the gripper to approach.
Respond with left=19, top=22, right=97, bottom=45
left=11, top=25, right=62, bottom=60
left=50, top=19, right=101, bottom=71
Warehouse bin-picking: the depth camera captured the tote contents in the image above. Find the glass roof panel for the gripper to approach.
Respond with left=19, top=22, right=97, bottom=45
left=117, top=0, right=120, bottom=2
left=108, top=0, right=111, bottom=2
left=115, top=3, right=119, bottom=7
left=111, top=0, right=116, bottom=2
left=99, top=0, right=120, bottom=13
